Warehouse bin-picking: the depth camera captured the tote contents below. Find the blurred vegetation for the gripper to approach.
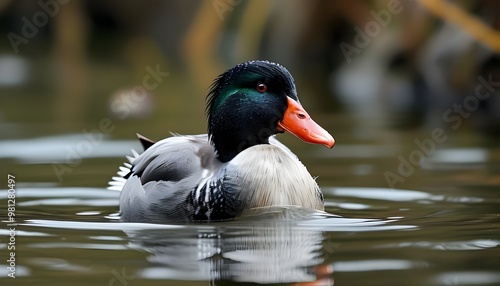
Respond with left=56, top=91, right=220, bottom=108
left=0, top=0, right=499, bottom=139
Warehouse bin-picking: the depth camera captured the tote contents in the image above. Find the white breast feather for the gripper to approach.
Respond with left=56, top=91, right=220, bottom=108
left=230, top=144, right=323, bottom=211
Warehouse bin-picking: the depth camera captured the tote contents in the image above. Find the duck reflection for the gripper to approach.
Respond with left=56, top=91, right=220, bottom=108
left=123, top=207, right=334, bottom=285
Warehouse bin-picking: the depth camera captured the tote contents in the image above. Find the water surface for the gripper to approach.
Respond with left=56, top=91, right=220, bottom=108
left=1, top=127, right=499, bottom=285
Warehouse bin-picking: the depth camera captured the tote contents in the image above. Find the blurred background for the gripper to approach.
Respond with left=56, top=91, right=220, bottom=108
left=0, top=0, right=499, bottom=187
left=1, top=1, right=500, bottom=285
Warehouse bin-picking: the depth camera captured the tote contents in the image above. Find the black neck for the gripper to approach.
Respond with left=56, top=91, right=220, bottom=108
left=211, top=127, right=273, bottom=163
left=208, top=96, right=282, bottom=163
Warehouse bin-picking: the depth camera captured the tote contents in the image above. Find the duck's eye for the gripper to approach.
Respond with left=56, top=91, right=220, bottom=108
left=256, top=83, right=267, bottom=93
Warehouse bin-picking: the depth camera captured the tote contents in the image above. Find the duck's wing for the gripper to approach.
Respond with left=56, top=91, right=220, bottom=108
left=136, top=133, right=156, bottom=150
left=111, top=134, right=229, bottom=222
left=108, top=134, right=212, bottom=190
left=130, top=134, right=219, bottom=184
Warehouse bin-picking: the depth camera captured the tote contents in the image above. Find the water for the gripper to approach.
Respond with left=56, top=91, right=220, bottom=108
left=1, top=123, right=500, bottom=285
left=1, top=182, right=499, bottom=285
left=1, top=75, right=500, bottom=286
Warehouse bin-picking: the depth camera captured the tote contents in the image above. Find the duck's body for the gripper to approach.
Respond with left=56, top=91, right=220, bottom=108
left=116, top=134, right=323, bottom=222
left=110, top=61, right=334, bottom=222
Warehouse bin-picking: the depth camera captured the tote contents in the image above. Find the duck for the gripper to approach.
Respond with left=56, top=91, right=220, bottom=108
left=109, top=60, right=335, bottom=222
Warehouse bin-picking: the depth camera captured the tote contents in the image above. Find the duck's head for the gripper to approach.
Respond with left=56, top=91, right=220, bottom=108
left=207, top=60, right=335, bottom=162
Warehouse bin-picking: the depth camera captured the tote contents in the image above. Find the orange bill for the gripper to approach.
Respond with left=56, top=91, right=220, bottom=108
left=278, top=97, right=335, bottom=148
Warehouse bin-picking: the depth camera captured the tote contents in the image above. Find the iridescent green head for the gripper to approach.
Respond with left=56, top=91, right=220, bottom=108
left=206, top=60, right=334, bottom=163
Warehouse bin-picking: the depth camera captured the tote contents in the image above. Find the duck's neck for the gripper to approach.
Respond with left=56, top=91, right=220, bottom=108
left=210, top=125, right=272, bottom=163
left=207, top=92, right=282, bottom=163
